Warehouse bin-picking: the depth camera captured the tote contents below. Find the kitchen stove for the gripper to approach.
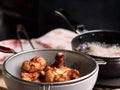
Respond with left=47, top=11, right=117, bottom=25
left=93, top=76, right=120, bottom=90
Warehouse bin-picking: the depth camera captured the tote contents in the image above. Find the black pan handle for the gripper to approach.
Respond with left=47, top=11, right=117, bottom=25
left=54, top=10, right=76, bottom=32
left=75, top=24, right=88, bottom=34
left=16, top=24, right=35, bottom=51
left=54, top=10, right=87, bottom=34
left=94, top=58, right=107, bottom=65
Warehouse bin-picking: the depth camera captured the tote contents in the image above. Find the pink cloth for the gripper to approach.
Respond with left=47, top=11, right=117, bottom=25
left=0, top=28, right=77, bottom=66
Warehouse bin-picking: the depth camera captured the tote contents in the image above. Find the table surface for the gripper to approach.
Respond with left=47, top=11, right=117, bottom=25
left=0, top=28, right=120, bottom=90
left=0, top=70, right=7, bottom=90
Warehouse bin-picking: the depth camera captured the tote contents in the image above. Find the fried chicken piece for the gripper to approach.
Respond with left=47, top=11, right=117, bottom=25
left=21, top=72, right=41, bottom=82
left=21, top=52, right=80, bottom=82
left=21, top=61, right=30, bottom=72
left=44, top=65, right=80, bottom=82
left=52, top=52, right=64, bottom=67
left=21, top=56, right=47, bottom=73
left=44, top=52, right=80, bottom=82
left=21, top=72, right=32, bottom=81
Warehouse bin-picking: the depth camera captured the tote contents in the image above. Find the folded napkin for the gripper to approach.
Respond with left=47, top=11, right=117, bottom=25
left=32, top=28, right=77, bottom=49
left=0, top=28, right=77, bottom=66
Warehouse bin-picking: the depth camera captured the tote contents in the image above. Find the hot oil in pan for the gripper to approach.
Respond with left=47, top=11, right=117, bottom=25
left=77, top=42, right=120, bottom=57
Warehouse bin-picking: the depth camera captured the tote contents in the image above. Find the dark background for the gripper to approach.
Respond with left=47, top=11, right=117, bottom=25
left=0, top=0, right=120, bottom=40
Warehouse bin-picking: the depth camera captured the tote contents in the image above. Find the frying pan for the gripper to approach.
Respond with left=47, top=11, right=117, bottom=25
left=54, top=10, right=120, bottom=78
left=71, top=30, right=120, bottom=78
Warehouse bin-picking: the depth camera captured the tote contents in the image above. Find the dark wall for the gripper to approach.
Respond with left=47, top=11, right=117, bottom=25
left=1, top=0, right=120, bottom=40
left=38, top=0, right=120, bottom=31
left=0, top=0, right=39, bottom=40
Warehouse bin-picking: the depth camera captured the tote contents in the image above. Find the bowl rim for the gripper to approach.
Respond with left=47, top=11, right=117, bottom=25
left=2, top=48, right=99, bottom=86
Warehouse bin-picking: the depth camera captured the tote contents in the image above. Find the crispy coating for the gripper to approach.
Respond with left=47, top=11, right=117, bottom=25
left=21, top=52, right=80, bottom=82
left=44, top=66, right=80, bottom=82
left=21, top=56, right=47, bottom=73
left=21, top=72, right=41, bottom=82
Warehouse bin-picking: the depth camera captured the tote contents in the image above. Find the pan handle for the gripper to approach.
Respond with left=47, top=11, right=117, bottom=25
left=76, top=24, right=88, bottom=34
left=16, top=24, right=35, bottom=51
left=95, top=59, right=107, bottom=65
left=0, top=25, right=35, bottom=54
left=54, top=10, right=88, bottom=34
left=54, top=10, right=76, bottom=32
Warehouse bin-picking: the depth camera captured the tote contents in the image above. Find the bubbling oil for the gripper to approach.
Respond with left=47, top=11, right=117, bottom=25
left=77, top=42, right=120, bottom=57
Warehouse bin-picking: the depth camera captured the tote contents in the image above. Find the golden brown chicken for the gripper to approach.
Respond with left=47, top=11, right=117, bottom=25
left=44, top=52, right=80, bottom=82
left=21, top=56, right=47, bottom=73
left=20, top=52, right=80, bottom=82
